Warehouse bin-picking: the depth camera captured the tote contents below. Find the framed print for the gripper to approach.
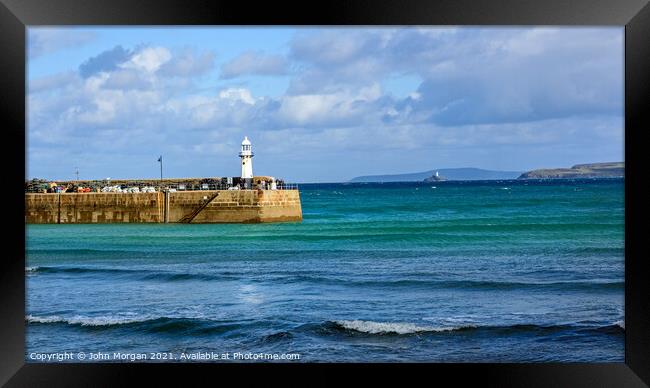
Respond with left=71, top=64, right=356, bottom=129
left=1, top=0, right=648, bottom=386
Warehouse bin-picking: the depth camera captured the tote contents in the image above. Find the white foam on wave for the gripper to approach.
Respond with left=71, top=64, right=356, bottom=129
left=26, top=315, right=65, bottom=324
left=26, top=314, right=153, bottom=326
left=334, top=319, right=468, bottom=334
left=614, top=320, right=625, bottom=329
left=25, top=266, right=39, bottom=272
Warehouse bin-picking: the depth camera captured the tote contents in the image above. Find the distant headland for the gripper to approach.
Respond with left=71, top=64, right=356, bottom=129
left=517, top=162, right=624, bottom=179
left=349, top=168, right=522, bottom=183
left=349, top=163, right=624, bottom=183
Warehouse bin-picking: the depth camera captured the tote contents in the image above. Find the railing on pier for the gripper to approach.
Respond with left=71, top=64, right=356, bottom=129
left=164, top=183, right=299, bottom=191
left=275, top=184, right=299, bottom=190
left=26, top=182, right=300, bottom=193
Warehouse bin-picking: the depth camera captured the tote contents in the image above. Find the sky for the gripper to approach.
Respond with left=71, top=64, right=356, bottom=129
left=27, top=27, right=624, bottom=183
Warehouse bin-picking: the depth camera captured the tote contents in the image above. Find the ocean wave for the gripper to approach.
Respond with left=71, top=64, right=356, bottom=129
left=279, top=275, right=624, bottom=292
left=577, top=323, right=625, bottom=335
left=26, top=266, right=143, bottom=276
left=25, top=315, right=243, bottom=335
left=25, top=266, right=236, bottom=282
left=306, top=320, right=624, bottom=337
left=332, top=320, right=468, bottom=334
left=26, top=265, right=623, bottom=292
left=26, top=314, right=147, bottom=326
left=139, top=273, right=228, bottom=282
left=26, top=314, right=624, bottom=339
left=261, top=331, right=294, bottom=343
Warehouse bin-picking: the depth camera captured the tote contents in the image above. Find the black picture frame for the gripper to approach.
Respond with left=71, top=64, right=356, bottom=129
left=1, top=0, right=648, bottom=386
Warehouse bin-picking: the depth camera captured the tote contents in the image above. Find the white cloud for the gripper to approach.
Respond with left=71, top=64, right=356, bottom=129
left=220, top=51, right=287, bottom=79
left=121, top=47, right=172, bottom=72
left=29, top=71, right=80, bottom=93
left=158, top=48, right=215, bottom=77
left=278, top=83, right=383, bottom=126
left=104, top=69, right=152, bottom=90
left=409, top=92, right=421, bottom=101
left=218, top=88, right=256, bottom=105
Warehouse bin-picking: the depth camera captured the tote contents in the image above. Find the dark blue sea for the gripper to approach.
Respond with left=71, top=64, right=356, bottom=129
left=26, top=179, right=625, bottom=362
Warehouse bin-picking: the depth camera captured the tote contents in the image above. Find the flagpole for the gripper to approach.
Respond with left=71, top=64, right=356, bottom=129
left=159, top=156, right=163, bottom=189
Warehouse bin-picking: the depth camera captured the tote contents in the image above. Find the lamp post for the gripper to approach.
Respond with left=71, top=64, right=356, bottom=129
left=158, top=155, right=163, bottom=189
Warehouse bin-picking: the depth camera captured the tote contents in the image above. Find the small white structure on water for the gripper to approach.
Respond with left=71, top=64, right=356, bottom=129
left=239, top=136, right=254, bottom=179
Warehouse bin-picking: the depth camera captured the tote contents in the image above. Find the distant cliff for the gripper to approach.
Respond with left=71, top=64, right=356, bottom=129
left=350, top=168, right=522, bottom=182
left=517, top=162, right=624, bottom=179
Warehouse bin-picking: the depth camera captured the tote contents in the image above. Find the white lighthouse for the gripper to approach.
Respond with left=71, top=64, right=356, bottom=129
left=239, top=136, right=253, bottom=179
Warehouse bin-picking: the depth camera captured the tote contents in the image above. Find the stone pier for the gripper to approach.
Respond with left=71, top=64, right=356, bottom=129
left=25, top=190, right=302, bottom=224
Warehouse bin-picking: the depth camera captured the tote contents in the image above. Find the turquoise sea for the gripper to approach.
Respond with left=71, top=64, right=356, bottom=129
left=26, top=179, right=625, bottom=362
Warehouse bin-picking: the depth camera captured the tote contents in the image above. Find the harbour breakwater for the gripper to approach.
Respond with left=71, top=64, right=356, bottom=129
left=25, top=190, right=302, bottom=224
